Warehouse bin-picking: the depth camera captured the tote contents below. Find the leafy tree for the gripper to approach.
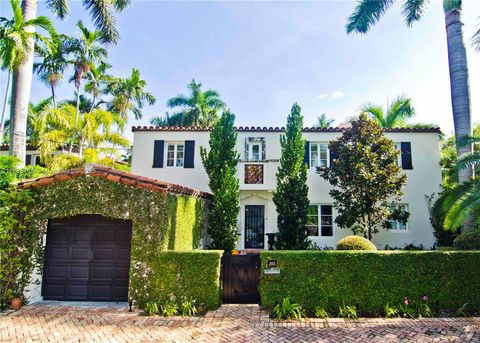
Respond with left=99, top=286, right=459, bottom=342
left=200, top=110, right=240, bottom=252
left=66, top=20, right=108, bottom=153
left=33, top=34, right=70, bottom=107
left=273, top=103, right=310, bottom=250
left=0, top=0, right=54, bottom=147
left=27, top=97, right=53, bottom=147
left=106, top=68, right=156, bottom=121
left=318, top=113, right=407, bottom=240
left=314, top=113, right=334, bottom=128
left=167, top=79, right=226, bottom=127
left=346, top=0, right=473, bottom=184
left=8, top=0, right=129, bottom=165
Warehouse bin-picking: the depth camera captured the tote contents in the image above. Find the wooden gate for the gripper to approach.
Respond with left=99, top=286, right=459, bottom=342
left=222, top=254, right=261, bottom=304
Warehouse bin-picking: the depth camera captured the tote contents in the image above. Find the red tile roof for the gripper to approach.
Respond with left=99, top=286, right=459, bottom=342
left=131, top=126, right=441, bottom=133
left=16, top=164, right=212, bottom=199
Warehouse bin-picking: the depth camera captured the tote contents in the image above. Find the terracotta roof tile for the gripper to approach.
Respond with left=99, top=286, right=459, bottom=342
left=131, top=125, right=441, bottom=133
left=16, top=164, right=212, bottom=199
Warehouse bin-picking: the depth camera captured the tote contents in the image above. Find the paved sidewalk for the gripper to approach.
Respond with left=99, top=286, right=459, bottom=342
left=1, top=303, right=479, bottom=342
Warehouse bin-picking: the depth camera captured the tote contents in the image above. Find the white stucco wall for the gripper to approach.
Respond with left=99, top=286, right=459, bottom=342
left=131, top=128, right=442, bottom=249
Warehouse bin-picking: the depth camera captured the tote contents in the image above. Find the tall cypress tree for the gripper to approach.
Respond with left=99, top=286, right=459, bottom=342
left=200, top=110, right=240, bottom=252
left=273, top=103, right=310, bottom=250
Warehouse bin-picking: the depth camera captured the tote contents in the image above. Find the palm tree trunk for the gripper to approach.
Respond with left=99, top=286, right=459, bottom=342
left=445, top=7, right=473, bottom=183
left=51, top=83, right=56, bottom=107
left=70, top=81, right=81, bottom=154
left=0, top=71, right=12, bottom=146
left=9, top=0, right=37, bottom=167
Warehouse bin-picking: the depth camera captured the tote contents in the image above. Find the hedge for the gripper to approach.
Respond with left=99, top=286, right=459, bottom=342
left=259, top=251, right=480, bottom=315
left=130, top=250, right=223, bottom=310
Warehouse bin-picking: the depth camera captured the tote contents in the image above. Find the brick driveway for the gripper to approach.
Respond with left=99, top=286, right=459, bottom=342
left=1, top=303, right=479, bottom=342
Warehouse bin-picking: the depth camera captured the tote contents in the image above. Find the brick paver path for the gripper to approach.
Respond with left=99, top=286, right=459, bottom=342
left=1, top=303, right=480, bottom=342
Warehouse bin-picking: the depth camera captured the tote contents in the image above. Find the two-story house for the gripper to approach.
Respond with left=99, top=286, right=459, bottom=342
left=131, top=126, right=442, bottom=250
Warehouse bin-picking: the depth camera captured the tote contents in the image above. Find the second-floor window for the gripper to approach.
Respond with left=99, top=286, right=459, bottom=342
left=310, top=143, right=329, bottom=168
left=249, top=143, right=261, bottom=161
left=166, top=142, right=184, bottom=167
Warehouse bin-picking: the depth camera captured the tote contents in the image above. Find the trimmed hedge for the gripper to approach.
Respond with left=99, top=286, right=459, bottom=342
left=259, top=251, right=480, bottom=315
left=130, top=251, right=223, bottom=310
left=336, top=235, right=377, bottom=251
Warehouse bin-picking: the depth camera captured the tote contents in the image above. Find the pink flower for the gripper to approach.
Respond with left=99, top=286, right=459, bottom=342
left=403, top=297, right=409, bottom=305
left=422, top=295, right=428, bottom=302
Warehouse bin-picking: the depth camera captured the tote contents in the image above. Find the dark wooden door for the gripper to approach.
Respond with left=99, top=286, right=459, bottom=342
left=245, top=205, right=264, bottom=249
left=222, top=254, right=261, bottom=304
left=43, top=215, right=132, bottom=301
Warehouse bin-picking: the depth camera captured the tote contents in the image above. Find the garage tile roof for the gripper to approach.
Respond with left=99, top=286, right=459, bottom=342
left=131, top=126, right=441, bottom=133
left=16, top=164, right=212, bottom=199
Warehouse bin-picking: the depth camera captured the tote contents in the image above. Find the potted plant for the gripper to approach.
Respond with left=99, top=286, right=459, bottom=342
left=10, top=291, right=23, bottom=310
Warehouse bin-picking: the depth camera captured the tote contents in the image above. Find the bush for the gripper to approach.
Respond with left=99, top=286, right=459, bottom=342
left=259, top=251, right=480, bottom=315
left=130, top=251, right=223, bottom=310
left=453, top=231, right=480, bottom=250
left=336, top=235, right=377, bottom=251
left=271, top=297, right=305, bottom=320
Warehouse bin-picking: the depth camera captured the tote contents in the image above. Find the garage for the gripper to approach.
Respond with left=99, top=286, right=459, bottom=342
left=42, top=215, right=132, bottom=301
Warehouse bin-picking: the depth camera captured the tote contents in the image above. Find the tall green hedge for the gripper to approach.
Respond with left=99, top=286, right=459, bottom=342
left=130, top=251, right=223, bottom=309
left=259, top=251, right=480, bottom=314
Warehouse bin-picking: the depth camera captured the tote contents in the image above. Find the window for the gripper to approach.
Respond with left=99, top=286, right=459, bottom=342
left=166, top=143, right=184, bottom=167
left=249, top=142, right=261, bottom=161
left=307, top=204, right=333, bottom=237
left=310, top=143, right=329, bottom=168
left=388, top=204, right=408, bottom=231
left=393, top=143, right=402, bottom=166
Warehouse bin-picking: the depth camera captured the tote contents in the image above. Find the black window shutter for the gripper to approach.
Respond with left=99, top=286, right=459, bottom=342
left=329, top=147, right=338, bottom=167
left=303, top=141, right=310, bottom=168
left=184, top=140, right=195, bottom=168
left=400, top=142, right=413, bottom=170
left=153, top=140, right=164, bottom=168
left=25, top=154, right=32, bottom=165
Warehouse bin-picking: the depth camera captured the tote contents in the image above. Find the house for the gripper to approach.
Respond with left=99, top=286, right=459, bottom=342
left=0, top=144, right=77, bottom=166
left=131, top=126, right=442, bottom=250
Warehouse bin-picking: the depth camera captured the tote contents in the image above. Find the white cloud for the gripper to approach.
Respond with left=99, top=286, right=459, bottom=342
left=317, top=93, right=328, bottom=99
left=331, top=91, right=345, bottom=99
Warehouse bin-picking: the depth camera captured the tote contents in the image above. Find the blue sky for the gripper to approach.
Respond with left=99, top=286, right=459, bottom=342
left=1, top=0, right=480, bottom=141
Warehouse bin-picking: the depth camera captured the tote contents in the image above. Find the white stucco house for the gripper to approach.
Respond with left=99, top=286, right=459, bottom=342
left=131, top=125, right=442, bottom=250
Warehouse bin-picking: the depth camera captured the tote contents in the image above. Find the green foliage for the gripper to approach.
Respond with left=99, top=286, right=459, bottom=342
left=271, top=297, right=305, bottom=320
left=180, top=297, right=198, bottom=317
left=384, top=303, right=399, bottom=318
left=0, top=156, right=46, bottom=190
left=161, top=303, right=178, bottom=317
left=338, top=304, right=358, bottom=319
left=361, top=95, right=415, bottom=128
left=201, top=111, right=240, bottom=252
left=453, top=231, right=480, bottom=250
left=259, top=251, right=480, bottom=315
left=314, top=113, right=334, bottom=128
left=426, top=193, right=458, bottom=247
left=314, top=306, right=330, bottom=318
left=273, top=103, right=310, bottom=250
left=336, top=235, right=377, bottom=251
left=144, top=302, right=159, bottom=316
left=131, top=251, right=223, bottom=310
left=318, top=114, right=407, bottom=240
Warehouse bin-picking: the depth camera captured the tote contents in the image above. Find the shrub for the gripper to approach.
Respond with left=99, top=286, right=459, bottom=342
left=260, top=251, right=480, bottom=315
left=180, top=297, right=198, bottom=317
left=453, top=231, right=480, bottom=250
left=271, top=297, right=305, bottom=320
left=336, top=235, right=377, bottom=251
left=131, top=251, right=223, bottom=310
left=314, top=306, right=330, bottom=318
left=161, top=303, right=178, bottom=317
left=144, top=302, right=159, bottom=316
left=338, top=304, right=358, bottom=319
left=384, top=303, right=399, bottom=318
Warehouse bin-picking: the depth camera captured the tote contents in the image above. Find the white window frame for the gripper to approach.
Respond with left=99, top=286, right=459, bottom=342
left=307, top=204, right=334, bottom=237
left=165, top=142, right=185, bottom=168
left=248, top=142, right=262, bottom=161
left=310, top=143, right=330, bottom=168
left=388, top=204, right=409, bottom=232
left=394, top=143, right=402, bottom=167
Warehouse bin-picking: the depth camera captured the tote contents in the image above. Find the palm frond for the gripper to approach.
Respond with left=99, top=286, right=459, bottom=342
left=473, top=24, right=480, bottom=52
left=444, top=180, right=480, bottom=230
left=361, top=104, right=386, bottom=127
left=82, top=0, right=119, bottom=44
left=45, top=0, right=69, bottom=19
left=402, top=0, right=428, bottom=26
left=167, top=95, right=191, bottom=108
left=455, top=151, right=480, bottom=170
left=346, top=0, right=395, bottom=34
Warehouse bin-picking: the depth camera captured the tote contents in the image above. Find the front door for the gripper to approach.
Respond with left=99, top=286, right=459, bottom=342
left=245, top=205, right=264, bottom=249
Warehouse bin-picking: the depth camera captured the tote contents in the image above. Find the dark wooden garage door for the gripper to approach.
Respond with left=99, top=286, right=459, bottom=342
left=43, top=215, right=132, bottom=301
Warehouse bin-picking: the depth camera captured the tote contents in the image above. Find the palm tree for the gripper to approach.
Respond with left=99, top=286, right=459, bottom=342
left=150, top=112, right=185, bottom=127
left=0, top=0, right=54, bottom=147
left=167, top=79, right=226, bottom=127
left=346, top=0, right=472, bottom=183
left=84, top=61, right=112, bottom=111
left=361, top=95, right=415, bottom=128
left=27, top=97, right=53, bottom=147
left=38, top=103, right=129, bottom=170
left=314, top=113, right=334, bottom=128
left=33, top=34, right=70, bottom=107
left=8, top=0, right=129, bottom=166
left=67, top=20, right=107, bottom=153
left=106, top=68, right=156, bottom=121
